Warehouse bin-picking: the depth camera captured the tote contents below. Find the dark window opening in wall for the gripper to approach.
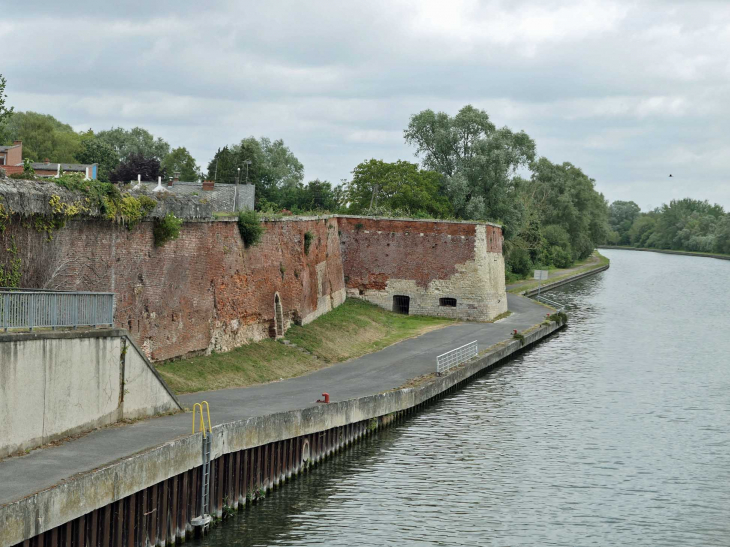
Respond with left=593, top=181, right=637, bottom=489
left=393, top=295, right=410, bottom=315
left=440, top=297, right=457, bottom=307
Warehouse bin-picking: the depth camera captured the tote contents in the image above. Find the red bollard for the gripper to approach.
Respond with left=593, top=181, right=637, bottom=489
left=316, top=393, right=330, bottom=404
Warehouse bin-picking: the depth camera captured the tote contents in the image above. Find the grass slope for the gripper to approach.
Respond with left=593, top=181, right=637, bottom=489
left=507, top=251, right=609, bottom=294
left=156, top=299, right=453, bottom=394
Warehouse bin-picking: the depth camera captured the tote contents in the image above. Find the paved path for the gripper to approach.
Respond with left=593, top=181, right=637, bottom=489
left=0, top=294, right=549, bottom=506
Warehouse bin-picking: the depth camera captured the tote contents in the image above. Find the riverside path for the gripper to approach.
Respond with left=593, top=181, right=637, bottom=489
left=0, top=294, right=549, bottom=507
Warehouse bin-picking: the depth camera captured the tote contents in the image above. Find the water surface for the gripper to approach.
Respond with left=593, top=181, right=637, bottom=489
left=199, top=249, right=730, bottom=546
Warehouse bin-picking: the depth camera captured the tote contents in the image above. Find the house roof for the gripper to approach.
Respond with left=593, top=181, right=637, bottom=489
left=0, top=145, right=20, bottom=152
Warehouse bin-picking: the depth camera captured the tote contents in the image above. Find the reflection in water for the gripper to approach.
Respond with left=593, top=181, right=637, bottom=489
left=197, top=250, right=730, bottom=546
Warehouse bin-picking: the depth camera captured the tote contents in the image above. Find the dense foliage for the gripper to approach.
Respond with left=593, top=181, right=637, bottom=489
left=110, top=154, right=166, bottom=183
left=607, top=198, right=730, bottom=255
left=343, top=159, right=451, bottom=218
left=153, top=213, right=183, bottom=247
left=237, top=209, right=264, bottom=248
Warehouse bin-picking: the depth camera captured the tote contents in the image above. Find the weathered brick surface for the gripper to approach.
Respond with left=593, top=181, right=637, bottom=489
left=338, top=216, right=507, bottom=321
left=1, top=214, right=507, bottom=360
left=1, top=217, right=345, bottom=361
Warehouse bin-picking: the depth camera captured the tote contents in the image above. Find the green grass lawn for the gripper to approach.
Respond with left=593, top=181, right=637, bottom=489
left=285, top=298, right=454, bottom=363
left=155, top=299, right=454, bottom=394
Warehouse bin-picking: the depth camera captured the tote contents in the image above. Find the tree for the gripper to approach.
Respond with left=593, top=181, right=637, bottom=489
left=75, top=137, right=120, bottom=182
left=0, top=74, right=13, bottom=139
left=344, top=159, right=452, bottom=217
left=3, top=111, right=82, bottom=162
left=206, top=137, right=304, bottom=207
left=528, top=158, right=609, bottom=260
left=404, top=105, right=535, bottom=232
left=161, top=147, right=200, bottom=182
left=608, top=200, right=641, bottom=245
left=96, top=127, right=170, bottom=162
left=110, top=154, right=166, bottom=183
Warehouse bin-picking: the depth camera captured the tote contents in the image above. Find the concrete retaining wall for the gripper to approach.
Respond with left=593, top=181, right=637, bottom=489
left=0, top=320, right=564, bottom=546
left=0, top=330, right=181, bottom=459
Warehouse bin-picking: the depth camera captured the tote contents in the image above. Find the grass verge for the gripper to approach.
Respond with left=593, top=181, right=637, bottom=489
left=156, top=299, right=454, bottom=394
left=507, top=251, right=609, bottom=294
left=284, top=299, right=453, bottom=363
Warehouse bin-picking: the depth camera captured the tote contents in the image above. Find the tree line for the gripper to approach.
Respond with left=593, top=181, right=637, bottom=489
left=7, top=69, right=719, bottom=278
left=607, top=199, right=730, bottom=255
left=0, top=89, right=613, bottom=280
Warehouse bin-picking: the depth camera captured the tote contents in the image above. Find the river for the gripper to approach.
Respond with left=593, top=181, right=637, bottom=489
left=198, top=249, right=730, bottom=546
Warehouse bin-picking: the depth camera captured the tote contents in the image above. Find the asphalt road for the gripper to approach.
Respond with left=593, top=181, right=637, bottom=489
left=0, top=294, right=549, bottom=506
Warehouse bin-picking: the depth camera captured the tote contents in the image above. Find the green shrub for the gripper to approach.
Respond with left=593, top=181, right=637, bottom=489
left=154, top=213, right=182, bottom=247
left=512, top=331, right=525, bottom=345
left=304, top=231, right=314, bottom=254
left=508, top=247, right=532, bottom=277
left=551, top=245, right=573, bottom=268
left=138, top=195, right=157, bottom=216
left=238, top=209, right=264, bottom=248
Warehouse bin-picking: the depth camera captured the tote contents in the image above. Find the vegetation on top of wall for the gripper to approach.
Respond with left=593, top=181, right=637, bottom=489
left=0, top=196, right=9, bottom=233
left=153, top=213, right=182, bottom=247
left=303, top=231, right=314, bottom=254
left=237, top=209, right=264, bottom=248
left=0, top=236, right=21, bottom=287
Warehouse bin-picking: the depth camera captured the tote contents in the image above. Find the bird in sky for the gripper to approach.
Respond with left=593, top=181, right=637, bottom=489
left=669, top=174, right=673, bottom=177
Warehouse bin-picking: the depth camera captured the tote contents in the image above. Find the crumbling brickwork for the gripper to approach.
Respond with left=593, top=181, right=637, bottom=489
left=1, top=216, right=345, bottom=361
left=1, top=211, right=507, bottom=361
left=338, top=216, right=507, bottom=321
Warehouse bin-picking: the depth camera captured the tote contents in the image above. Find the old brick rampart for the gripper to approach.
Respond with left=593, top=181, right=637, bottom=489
left=0, top=180, right=507, bottom=360
left=338, top=216, right=507, bottom=321
left=1, top=216, right=345, bottom=361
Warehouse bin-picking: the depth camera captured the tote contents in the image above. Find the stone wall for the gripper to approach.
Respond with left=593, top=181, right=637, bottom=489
left=1, top=216, right=345, bottom=361
left=338, top=216, right=507, bottom=321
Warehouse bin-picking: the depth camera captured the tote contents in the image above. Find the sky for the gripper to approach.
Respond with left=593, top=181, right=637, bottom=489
left=2, top=0, right=729, bottom=210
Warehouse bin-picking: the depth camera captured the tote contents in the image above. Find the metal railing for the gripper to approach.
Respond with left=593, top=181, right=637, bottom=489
left=533, top=294, right=565, bottom=312
left=436, top=340, right=478, bottom=375
left=0, top=290, right=115, bottom=331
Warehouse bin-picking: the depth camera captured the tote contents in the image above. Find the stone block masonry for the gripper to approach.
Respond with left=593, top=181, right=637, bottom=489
left=338, top=216, right=507, bottom=321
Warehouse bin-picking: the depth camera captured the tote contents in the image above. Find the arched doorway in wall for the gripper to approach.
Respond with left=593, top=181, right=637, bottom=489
left=274, top=293, right=284, bottom=337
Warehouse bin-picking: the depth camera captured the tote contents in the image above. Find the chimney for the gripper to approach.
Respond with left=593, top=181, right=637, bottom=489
left=173, top=172, right=180, bottom=183
left=167, top=177, right=173, bottom=187
left=13, top=140, right=22, bottom=146
left=202, top=180, right=215, bottom=191
left=44, top=158, right=50, bottom=164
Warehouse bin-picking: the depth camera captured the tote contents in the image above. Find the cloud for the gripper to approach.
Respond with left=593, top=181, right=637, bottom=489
left=2, top=0, right=730, bottom=209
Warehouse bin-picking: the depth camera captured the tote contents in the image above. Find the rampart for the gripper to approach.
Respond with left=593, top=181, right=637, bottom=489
left=0, top=179, right=507, bottom=361
left=339, top=216, right=507, bottom=321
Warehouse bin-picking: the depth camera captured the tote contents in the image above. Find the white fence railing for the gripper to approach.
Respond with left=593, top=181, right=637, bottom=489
left=533, top=294, right=565, bottom=312
left=0, top=290, right=115, bottom=331
left=436, top=340, right=478, bottom=375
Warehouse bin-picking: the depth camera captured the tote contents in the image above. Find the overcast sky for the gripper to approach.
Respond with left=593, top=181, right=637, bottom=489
left=3, top=0, right=729, bottom=210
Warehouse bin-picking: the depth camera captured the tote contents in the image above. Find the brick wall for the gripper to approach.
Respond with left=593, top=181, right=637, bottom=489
left=338, top=216, right=507, bottom=321
left=1, top=217, right=345, bottom=361
left=1, top=213, right=507, bottom=361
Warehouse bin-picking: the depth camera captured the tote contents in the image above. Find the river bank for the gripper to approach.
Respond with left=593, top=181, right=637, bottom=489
left=0, top=294, right=559, bottom=547
left=206, top=249, right=729, bottom=546
left=598, top=245, right=730, bottom=261
left=506, top=251, right=610, bottom=295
